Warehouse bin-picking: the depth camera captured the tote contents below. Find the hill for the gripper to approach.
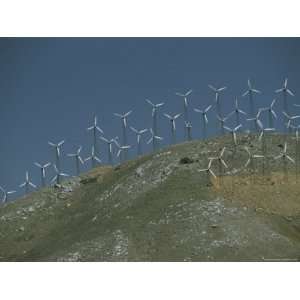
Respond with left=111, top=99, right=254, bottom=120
left=1, top=132, right=300, bottom=261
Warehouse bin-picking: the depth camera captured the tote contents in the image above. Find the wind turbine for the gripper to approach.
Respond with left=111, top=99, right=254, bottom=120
left=209, top=147, right=228, bottom=183
left=48, top=140, right=65, bottom=171
left=51, top=164, right=69, bottom=185
left=185, top=121, right=192, bottom=141
left=163, top=113, right=181, bottom=144
left=100, top=136, right=116, bottom=164
left=199, top=159, right=216, bottom=185
left=147, top=128, right=163, bottom=152
left=224, top=124, right=242, bottom=146
left=130, top=127, right=148, bottom=156
left=228, top=97, right=247, bottom=128
left=242, top=79, right=261, bottom=121
left=113, top=139, right=131, bottom=164
left=291, top=124, right=300, bottom=181
left=194, top=104, right=212, bottom=139
left=19, top=171, right=36, bottom=194
left=275, top=78, right=294, bottom=114
left=282, top=111, right=300, bottom=134
left=244, top=146, right=264, bottom=181
left=208, top=85, right=227, bottom=117
left=87, top=114, right=103, bottom=157
left=67, top=146, right=84, bottom=176
left=260, top=99, right=277, bottom=129
left=216, top=114, right=230, bottom=135
left=246, top=110, right=263, bottom=132
left=146, top=99, right=164, bottom=141
left=175, top=90, right=192, bottom=123
left=84, top=146, right=102, bottom=168
left=0, top=186, right=16, bottom=203
left=114, top=110, right=132, bottom=160
left=257, top=121, right=275, bottom=178
left=274, top=142, right=295, bottom=181
left=34, top=162, right=51, bottom=187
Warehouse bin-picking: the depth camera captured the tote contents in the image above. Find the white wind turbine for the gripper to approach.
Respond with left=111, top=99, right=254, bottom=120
left=228, top=97, right=247, bottom=128
left=163, top=113, right=181, bottom=144
left=48, top=140, right=65, bottom=171
left=185, top=121, right=192, bottom=141
left=260, top=99, right=277, bottom=129
left=282, top=111, right=300, bottom=134
left=130, top=127, right=148, bottom=156
left=291, top=124, right=300, bottom=181
left=146, top=99, right=164, bottom=143
left=113, top=139, right=131, bottom=164
left=34, top=162, right=51, bottom=187
left=175, top=89, right=192, bottom=123
left=0, top=186, right=16, bottom=203
left=199, top=159, right=217, bottom=184
left=257, top=121, right=275, bottom=177
left=51, top=164, right=69, bottom=185
left=275, top=142, right=295, bottom=180
left=224, top=124, right=242, bottom=146
left=19, top=171, right=36, bottom=194
left=246, top=109, right=263, bottom=132
left=194, top=104, right=212, bottom=139
left=87, top=114, right=103, bottom=156
left=244, top=146, right=264, bottom=180
left=147, top=128, right=163, bottom=152
left=100, top=136, right=116, bottom=164
left=216, top=114, right=230, bottom=135
left=67, top=146, right=84, bottom=176
left=209, top=147, right=228, bottom=180
left=208, top=85, right=227, bottom=117
left=242, top=79, right=261, bottom=122
left=275, top=78, right=294, bottom=114
left=114, top=110, right=132, bottom=160
left=84, top=146, right=102, bottom=168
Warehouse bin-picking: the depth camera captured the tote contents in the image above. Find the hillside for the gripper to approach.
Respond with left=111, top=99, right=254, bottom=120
left=1, top=133, right=300, bottom=261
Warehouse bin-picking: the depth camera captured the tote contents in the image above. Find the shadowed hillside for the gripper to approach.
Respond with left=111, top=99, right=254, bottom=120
left=1, top=133, right=300, bottom=261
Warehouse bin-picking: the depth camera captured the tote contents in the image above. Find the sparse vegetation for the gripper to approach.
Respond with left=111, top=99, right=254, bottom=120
left=1, top=133, right=300, bottom=261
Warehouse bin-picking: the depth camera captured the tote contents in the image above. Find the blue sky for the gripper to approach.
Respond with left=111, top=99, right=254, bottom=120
left=1, top=38, right=300, bottom=200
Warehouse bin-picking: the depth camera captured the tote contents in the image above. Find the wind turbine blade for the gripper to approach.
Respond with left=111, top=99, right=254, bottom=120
left=100, top=136, right=109, bottom=143
left=157, top=102, right=164, bottom=107
left=48, top=142, right=56, bottom=147
left=130, top=126, right=138, bottom=133
left=245, top=159, right=251, bottom=167
left=58, top=140, right=65, bottom=146
left=286, top=155, right=295, bottom=164
left=238, top=109, right=247, bottom=115
left=19, top=182, right=26, bottom=188
left=84, top=157, right=91, bottom=162
left=51, top=176, right=57, bottom=184
left=44, top=162, right=51, bottom=168
left=125, top=110, right=132, bottom=117
left=79, top=156, right=84, bottom=165
left=146, top=138, right=153, bottom=145
left=96, top=126, right=104, bottom=134
left=164, top=113, right=171, bottom=119
left=252, top=89, right=261, bottom=94
left=60, top=173, right=69, bottom=177
left=146, top=99, right=154, bottom=106
left=194, top=108, right=201, bottom=113
left=208, top=85, right=217, bottom=91
left=94, top=156, right=101, bottom=163
left=221, top=159, right=228, bottom=168
left=7, top=191, right=16, bottom=194
left=205, top=105, right=212, bottom=113
left=204, top=115, right=208, bottom=124
left=284, top=78, right=288, bottom=88
left=87, top=126, right=94, bottom=131
left=287, top=89, right=295, bottom=96
left=217, top=87, right=227, bottom=92
left=174, top=113, right=181, bottom=119
left=242, top=90, right=249, bottom=97
left=209, top=169, right=217, bottom=178
left=29, top=182, right=36, bottom=188
left=271, top=110, right=277, bottom=119
left=114, top=113, right=122, bottom=118
left=139, top=129, right=148, bottom=134
left=275, top=88, right=283, bottom=93
left=34, top=162, right=42, bottom=168
left=185, top=89, right=192, bottom=96
left=223, top=126, right=232, bottom=132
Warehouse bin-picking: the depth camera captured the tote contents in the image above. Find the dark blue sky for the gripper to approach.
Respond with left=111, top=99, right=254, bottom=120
left=1, top=38, right=300, bottom=200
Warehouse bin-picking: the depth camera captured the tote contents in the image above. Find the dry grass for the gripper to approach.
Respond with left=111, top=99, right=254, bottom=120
left=213, top=172, right=300, bottom=216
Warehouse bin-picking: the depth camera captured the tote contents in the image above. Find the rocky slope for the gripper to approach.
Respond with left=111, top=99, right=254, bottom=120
left=1, top=133, right=300, bottom=261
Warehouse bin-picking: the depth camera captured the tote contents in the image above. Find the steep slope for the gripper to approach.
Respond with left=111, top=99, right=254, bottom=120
left=1, top=133, right=300, bottom=261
